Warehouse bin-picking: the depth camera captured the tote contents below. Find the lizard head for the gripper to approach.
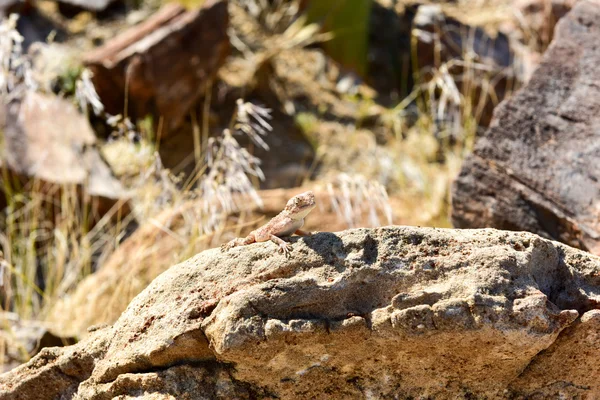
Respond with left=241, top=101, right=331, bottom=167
left=285, top=191, right=316, bottom=220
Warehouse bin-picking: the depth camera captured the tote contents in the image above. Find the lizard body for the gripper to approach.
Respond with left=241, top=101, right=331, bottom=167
left=222, top=191, right=316, bottom=255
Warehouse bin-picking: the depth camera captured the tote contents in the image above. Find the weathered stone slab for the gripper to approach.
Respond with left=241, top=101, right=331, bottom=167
left=452, top=1, right=600, bottom=254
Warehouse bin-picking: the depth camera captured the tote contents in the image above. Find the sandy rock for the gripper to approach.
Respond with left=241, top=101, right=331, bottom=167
left=510, top=309, right=600, bottom=398
left=0, top=329, right=108, bottom=400
left=47, top=187, right=360, bottom=338
left=84, top=1, right=229, bottom=136
left=3, top=226, right=600, bottom=398
left=77, top=364, right=260, bottom=399
left=0, top=91, right=128, bottom=217
left=452, top=1, right=600, bottom=254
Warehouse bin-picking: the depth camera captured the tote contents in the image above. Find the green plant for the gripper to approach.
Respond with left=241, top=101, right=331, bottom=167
left=304, top=0, right=372, bottom=77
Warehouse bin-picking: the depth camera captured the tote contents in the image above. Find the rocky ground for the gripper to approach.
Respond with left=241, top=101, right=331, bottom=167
left=1, top=0, right=599, bottom=398
left=1, top=226, right=599, bottom=398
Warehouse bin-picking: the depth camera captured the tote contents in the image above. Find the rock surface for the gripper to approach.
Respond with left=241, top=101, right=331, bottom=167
left=452, top=1, right=600, bottom=254
left=0, top=91, right=128, bottom=217
left=3, top=226, right=600, bottom=398
left=48, top=186, right=387, bottom=338
left=84, top=1, right=229, bottom=136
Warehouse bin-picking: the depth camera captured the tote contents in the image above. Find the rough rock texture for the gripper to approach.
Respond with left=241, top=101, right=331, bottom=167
left=0, top=91, right=128, bottom=217
left=84, top=1, right=229, bottom=136
left=452, top=1, right=600, bottom=254
left=48, top=186, right=384, bottom=338
left=3, top=226, right=600, bottom=399
left=510, top=309, right=600, bottom=398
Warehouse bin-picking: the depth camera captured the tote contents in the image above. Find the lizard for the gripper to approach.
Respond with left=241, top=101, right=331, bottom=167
left=221, top=190, right=316, bottom=255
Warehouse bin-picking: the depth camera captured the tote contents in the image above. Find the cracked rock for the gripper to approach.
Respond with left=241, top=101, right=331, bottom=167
left=452, top=1, right=600, bottom=255
left=0, top=226, right=599, bottom=398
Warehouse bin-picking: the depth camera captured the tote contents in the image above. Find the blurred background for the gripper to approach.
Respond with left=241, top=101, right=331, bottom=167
left=0, top=0, right=569, bottom=370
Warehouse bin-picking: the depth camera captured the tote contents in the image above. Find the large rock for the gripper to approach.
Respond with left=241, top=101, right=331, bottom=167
left=452, top=1, right=600, bottom=254
left=0, top=91, right=128, bottom=217
left=47, top=186, right=387, bottom=337
left=2, top=226, right=599, bottom=398
left=84, top=1, right=229, bottom=136
left=510, top=309, right=600, bottom=398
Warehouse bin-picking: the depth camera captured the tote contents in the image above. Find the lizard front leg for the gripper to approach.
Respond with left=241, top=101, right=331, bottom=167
left=270, top=234, right=292, bottom=255
left=221, top=233, right=256, bottom=252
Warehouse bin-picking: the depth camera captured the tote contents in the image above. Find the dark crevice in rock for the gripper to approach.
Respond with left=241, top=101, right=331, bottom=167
left=83, top=359, right=270, bottom=400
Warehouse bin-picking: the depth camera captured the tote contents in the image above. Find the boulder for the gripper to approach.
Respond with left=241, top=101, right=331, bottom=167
left=3, top=226, right=600, bottom=398
left=83, top=1, right=229, bottom=136
left=452, top=1, right=600, bottom=254
left=0, top=91, right=128, bottom=217
left=47, top=186, right=387, bottom=337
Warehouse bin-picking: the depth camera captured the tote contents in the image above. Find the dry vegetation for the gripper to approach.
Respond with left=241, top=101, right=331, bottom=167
left=0, top=0, right=546, bottom=367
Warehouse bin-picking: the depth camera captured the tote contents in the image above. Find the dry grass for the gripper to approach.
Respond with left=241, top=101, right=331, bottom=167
left=0, top=0, right=536, bottom=366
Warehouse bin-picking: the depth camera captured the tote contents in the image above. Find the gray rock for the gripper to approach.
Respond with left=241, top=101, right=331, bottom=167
left=452, top=1, right=600, bottom=255
left=0, top=226, right=598, bottom=398
left=0, top=91, right=129, bottom=217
